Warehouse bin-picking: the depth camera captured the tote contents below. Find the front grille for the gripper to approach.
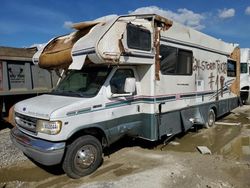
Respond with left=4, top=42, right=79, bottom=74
left=15, top=113, right=38, bottom=133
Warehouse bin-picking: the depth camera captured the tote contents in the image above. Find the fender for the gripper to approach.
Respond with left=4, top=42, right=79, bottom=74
left=67, top=123, right=111, bottom=146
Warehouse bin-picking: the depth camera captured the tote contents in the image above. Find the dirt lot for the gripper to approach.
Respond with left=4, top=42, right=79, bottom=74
left=0, top=106, right=250, bottom=188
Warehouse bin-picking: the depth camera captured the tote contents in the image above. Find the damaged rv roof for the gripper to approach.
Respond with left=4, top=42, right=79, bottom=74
left=0, top=46, right=37, bottom=61
left=34, top=13, right=238, bottom=70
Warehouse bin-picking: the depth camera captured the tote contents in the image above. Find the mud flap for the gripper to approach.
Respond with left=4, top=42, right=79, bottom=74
left=180, top=107, right=205, bottom=131
left=158, top=111, right=182, bottom=137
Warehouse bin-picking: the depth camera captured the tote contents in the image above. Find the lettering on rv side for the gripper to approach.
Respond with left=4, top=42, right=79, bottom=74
left=217, top=61, right=227, bottom=74
left=193, top=58, right=227, bottom=91
left=193, top=58, right=227, bottom=74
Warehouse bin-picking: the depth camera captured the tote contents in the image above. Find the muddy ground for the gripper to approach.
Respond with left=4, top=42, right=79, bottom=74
left=0, top=106, right=250, bottom=188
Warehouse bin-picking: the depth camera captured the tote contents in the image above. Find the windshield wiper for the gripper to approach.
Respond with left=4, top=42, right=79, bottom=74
left=50, top=89, right=96, bottom=98
left=50, top=90, right=83, bottom=97
left=64, top=90, right=84, bottom=97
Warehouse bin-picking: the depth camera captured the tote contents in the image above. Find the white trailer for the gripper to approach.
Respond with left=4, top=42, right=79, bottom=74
left=11, top=14, right=240, bottom=178
left=240, top=48, right=250, bottom=104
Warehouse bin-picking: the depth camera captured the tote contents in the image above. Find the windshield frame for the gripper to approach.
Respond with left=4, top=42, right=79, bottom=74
left=51, top=66, right=112, bottom=98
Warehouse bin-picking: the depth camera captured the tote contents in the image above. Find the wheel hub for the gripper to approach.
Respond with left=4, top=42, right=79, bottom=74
left=75, top=145, right=96, bottom=169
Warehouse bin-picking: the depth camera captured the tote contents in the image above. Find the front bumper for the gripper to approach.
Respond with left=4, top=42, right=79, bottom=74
left=10, top=127, right=65, bottom=166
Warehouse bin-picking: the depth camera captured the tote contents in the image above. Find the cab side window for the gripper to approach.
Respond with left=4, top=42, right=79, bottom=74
left=110, top=69, right=135, bottom=94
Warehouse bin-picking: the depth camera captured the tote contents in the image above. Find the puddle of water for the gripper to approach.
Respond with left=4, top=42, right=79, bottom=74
left=0, top=161, right=69, bottom=186
left=223, top=113, right=250, bottom=124
left=158, top=125, right=250, bottom=162
left=0, top=166, right=52, bottom=182
left=0, top=164, right=72, bottom=188
left=224, top=166, right=250, bottom=186
left=36, top=176, right=71, bottom=188
left=159, top=125, right=241, bottom=152
left=219, top=136, right=250, bottom=161
left=113, top=166, right=139, bottom=177
left=89, top=163, right=123, bottom=178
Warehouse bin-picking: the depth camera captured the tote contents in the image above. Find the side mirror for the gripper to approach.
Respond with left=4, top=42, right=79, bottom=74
left=124, top=77, right=136, bottom=93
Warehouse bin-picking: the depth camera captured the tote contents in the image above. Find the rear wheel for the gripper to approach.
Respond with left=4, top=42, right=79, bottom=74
left=205, top=109, right=216, bottom=128
left=62, top=135, right=103, bottom=179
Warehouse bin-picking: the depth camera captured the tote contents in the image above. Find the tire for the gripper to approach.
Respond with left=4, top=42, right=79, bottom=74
left=62, top=135, right=103, bottom=179
left=240, top=90, right=249, bottom=105
left=205, top=108, right=216, bottom=128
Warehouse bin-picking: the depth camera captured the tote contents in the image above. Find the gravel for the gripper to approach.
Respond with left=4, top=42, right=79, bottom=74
left=0, top=128, right=27, bottom=168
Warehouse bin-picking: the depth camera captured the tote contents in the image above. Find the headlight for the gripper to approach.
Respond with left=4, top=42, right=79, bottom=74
left=36, top=120, right=62, bottom=135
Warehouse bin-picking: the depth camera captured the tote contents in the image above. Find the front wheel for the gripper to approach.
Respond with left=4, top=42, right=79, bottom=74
left=62, top=135, right=103, bottom=179
left=205, top=109, right=216, bottom=128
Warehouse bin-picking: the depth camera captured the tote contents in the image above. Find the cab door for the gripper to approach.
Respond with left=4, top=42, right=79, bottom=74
left=106, top=68, right=142, bottom=142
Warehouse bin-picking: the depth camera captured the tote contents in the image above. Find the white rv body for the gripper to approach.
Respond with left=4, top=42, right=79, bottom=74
left=240, top=48, right=250, bottom=104
left=11, top=14, right=240, bottom=178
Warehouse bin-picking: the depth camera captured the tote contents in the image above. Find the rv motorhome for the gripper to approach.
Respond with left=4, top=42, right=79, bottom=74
left=11, top=14, right=240, bottom=178
left=240, top=48, right=250, bottom=104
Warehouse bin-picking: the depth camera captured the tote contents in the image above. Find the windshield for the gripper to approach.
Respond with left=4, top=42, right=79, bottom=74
left=52, top=67, right=111, bottom=97
left=241, top=63, right=248, bottom=74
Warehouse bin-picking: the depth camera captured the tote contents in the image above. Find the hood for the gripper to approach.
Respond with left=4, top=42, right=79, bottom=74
left=14, top=94, right=84, bottom=119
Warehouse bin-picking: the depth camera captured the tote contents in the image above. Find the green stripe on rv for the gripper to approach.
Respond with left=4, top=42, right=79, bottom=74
left=66, top=91, right=218, bottom=117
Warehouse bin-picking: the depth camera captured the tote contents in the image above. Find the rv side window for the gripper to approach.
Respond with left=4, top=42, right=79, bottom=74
left=160, top=45, right=192, bottom=75
left=127, top=24, right=151, bottom=51
left=227, top=60, right=237, bottom=77
left=110, top=69, right=135, bottom=94
left=240, top=63, right=248, bottom=74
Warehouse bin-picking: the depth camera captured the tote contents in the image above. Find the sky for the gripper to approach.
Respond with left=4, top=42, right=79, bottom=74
left=0, top=0, right=250, bottom=48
